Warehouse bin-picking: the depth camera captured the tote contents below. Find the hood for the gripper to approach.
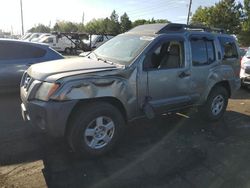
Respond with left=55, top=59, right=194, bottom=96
left=27, top=57, right=118, bottom=81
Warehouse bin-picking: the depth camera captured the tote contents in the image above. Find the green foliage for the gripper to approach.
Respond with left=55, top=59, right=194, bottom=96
left=191, top=0, right=243, bottom=34
left=53, top=21, right=80, bottom=32
left=132, top=19, right=169, bottom=28
left=28, top=11, right=169, bottom=36
left=120, top=13, right=132, bottom=33
left=28, top=24, right=51, bottom=33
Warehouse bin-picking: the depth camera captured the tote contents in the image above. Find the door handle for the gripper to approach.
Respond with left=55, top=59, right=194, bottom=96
left=179, top=71, right=190, bottom=78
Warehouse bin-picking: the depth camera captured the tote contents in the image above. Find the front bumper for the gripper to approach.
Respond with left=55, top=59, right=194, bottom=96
left=240, top=67, right=250, bottom=85
left=21, top=99, right=77, bottom=137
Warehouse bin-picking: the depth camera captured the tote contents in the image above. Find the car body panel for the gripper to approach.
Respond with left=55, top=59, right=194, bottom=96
left=0, top=39, right=63, bottom=92
left=20, top=23, right=241, bottom=137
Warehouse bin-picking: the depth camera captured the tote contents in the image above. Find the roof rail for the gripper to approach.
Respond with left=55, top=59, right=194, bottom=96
left=157, top=23, right=225, bottom=34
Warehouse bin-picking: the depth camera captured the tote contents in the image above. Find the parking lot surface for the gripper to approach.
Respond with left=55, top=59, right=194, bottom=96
left=0, top=89, right=250, bottom=188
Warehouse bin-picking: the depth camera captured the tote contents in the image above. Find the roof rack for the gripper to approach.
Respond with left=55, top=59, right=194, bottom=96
left=157, top=23, right=225, bottom=34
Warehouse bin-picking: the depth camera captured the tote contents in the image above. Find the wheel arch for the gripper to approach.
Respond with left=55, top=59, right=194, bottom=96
left=210, top=81, right=231, bottom=97
left=64, top=97, right=127, bottom=137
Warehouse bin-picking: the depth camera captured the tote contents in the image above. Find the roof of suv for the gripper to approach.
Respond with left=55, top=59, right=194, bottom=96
left=127, top=23, right=228, bottom=37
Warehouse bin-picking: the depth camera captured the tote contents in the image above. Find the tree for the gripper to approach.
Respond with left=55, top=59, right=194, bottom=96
left=132, top=19, right=169, bottom=28
left=120, top=13, right=132, bottom=33
left=191, top=0, right=243, bottom=34
left=237, top=0, right=250, bottom=46
left=108, top=10, right=120, bottom=35
left=28, top=24, right=51, bottom=33
left=53, top=21, right=79, bottom=32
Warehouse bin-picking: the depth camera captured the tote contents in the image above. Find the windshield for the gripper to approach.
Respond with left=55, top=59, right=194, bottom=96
left=94, top=34, right=153, bottom=66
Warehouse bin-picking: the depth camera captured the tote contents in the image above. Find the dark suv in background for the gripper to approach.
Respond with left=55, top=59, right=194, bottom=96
left=0, top=39, right=63, bottom=92
left=20, top=23, right=241, bottom=156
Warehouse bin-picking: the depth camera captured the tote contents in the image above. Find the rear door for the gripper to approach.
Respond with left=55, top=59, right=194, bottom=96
left=189, top=35, right=219, bottom=103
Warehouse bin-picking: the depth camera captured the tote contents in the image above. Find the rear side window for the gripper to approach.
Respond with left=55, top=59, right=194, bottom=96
left=0, top=41, right=46, bottom=60
left=219, top=37, right=238, bottom=59
left=191, top=38, right=215, bottom=66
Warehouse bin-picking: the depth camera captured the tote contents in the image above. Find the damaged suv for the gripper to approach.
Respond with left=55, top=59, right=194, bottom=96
left=21, top=23, right=241, bottom=156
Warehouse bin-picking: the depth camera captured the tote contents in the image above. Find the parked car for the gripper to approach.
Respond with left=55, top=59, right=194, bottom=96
left=239, top=47, right=247, bottom=59
left=20, top=23, right=240, bottom=156
left=39, top=35, right=75, bottom=54
left=83, top=34, right=114, bottom=51
left=0, top=39, right=63, bottom=92
left=31, top=33, right=52, bottom=42
left=20, top=33, right=32, bottom=40
left=240, top=47, right=250, bottom=87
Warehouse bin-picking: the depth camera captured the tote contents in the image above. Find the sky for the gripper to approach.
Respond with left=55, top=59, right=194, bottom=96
left=0, top=0, right=244, bottom=35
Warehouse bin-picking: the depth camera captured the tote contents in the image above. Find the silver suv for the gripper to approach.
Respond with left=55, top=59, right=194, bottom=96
left=20, top=23, right=241, bottom=156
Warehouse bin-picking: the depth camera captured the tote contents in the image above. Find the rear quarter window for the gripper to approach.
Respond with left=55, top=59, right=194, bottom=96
left=0, top=41, right=47, bottom=60
left=218, top=37, right=238, bottom=59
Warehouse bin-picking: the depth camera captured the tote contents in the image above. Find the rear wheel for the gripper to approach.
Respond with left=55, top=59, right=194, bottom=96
left=199, top=86, right=228, bottom=121
left=65, top=47, right=71, bottom=55
left=67, top=102, right=125, bottom=157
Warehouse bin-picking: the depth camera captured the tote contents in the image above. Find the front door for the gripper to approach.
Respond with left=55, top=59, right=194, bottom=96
left=143, top=37, right=191, bottom=113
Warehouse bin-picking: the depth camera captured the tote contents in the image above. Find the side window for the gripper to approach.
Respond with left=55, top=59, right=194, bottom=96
left=97, top=36, right=104, bottom=42
left=0, top=42, right=46, bottom=60
left=44, top=37, right=53, bottom=43
left=144, top=40, right=184, bottom=70
left=191, top=38, right=215, bottom=66
left=219, top=37, right=238, bottom=59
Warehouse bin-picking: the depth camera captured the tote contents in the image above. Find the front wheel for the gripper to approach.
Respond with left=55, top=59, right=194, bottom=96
left=67, top=102, right=125, bottom=157
left=199, top=87, right=229, bottom=121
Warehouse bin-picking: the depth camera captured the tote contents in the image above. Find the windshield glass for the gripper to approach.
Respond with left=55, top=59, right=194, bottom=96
left=93, top=34, right=153, bottom=66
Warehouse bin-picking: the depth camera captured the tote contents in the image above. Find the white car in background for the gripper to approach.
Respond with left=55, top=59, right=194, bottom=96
left=240, top=47, right=250, bottom=87
left=83, top=35, right=114, bottom=50
left=39, top=35, right=75, bottom=54
left=31, top=33, right=52, bottom=42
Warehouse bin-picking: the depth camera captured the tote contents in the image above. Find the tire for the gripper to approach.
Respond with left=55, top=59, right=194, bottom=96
left=65, top=47, right=71, bottom=55
left=67, top=102, right=125, bottom=157
left=199, top=86, right=229, bottom=121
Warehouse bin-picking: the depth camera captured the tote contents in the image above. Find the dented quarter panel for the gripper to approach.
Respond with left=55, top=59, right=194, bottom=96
left=201, top=64, right=240, bottom=102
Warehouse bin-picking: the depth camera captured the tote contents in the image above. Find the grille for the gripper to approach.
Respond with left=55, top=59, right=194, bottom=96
left=22, top=72, right=34, bottom=92
left=245, top=67, right=250, bottom=74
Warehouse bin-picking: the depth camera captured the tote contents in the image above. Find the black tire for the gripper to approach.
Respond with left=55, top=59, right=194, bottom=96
left=65, top=47, right=71, bottom=55
left=199, top=86, right=229, bottom=121
left=67, top=102, right=125, bottom=157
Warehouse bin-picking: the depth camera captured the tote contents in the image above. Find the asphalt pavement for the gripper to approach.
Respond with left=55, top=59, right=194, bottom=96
left=0, top=89, right=250, bottom=188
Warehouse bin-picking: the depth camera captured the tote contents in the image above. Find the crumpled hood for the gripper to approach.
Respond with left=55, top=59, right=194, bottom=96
left=27, top=57, right=118, bottom=81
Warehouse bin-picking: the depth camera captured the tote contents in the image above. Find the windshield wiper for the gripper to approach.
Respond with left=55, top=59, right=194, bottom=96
left=92, top=52, right=125, bottom=68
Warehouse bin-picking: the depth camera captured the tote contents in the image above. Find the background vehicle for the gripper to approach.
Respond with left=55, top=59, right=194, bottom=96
left=39, top=35, right=76, bottom=54
left=21, top=23, right=240, bottom=156
left=31, top=33, right=52, bottom=42
left=240, top=47, right=247, bottom=59
left=23, top=33, right=43, bottom=41
left=240, top=47, right=250, bottom=87
left=83, top=34, right=114, bottom=50
left=0, top=39, right=63, bottom=92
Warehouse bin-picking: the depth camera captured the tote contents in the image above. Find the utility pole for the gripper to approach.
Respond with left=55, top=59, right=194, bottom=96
left=82, top=11, right=84, bottom=25
left=20, top=0, right=24, bottom=35
left=187, top=0, right=192, bottom=25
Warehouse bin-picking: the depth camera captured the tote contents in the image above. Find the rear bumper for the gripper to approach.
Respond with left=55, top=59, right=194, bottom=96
left=21, top=99, right=77, bottom=137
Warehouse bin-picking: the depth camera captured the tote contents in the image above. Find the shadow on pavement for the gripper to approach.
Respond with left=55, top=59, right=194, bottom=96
left=0, top=93, right=250, bottom=188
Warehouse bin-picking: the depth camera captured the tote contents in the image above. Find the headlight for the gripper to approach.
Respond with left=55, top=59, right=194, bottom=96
left=35, top=82, right=60, bottom=101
